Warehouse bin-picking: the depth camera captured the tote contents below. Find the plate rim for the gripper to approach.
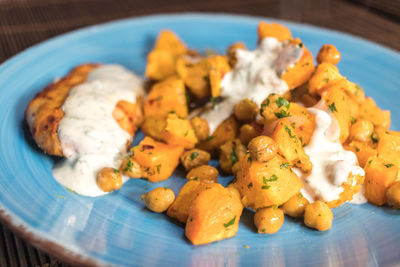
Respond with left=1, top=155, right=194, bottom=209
left=0, top=12, right=399, bottom=267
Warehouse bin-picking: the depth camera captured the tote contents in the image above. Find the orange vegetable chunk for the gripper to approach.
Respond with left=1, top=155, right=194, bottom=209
left=131, top=137, right=184, bottom=182
left=364, top=156, right=398, bottom=206
left=161, top=113, right=198, bottom=149
left=185, top=184, right=243, bottom=245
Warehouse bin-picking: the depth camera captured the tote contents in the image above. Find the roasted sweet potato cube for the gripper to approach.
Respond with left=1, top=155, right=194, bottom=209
left=207, top=55, right=231, bottom=98
left=144, top=76, right=188, bottom=118
left=284, top=104, right=316, bottom=146
left=176, top=57, right=210, bottom=99
left=346, top=141, right=377, bottom=168
left=271, top=118, right=312, bottom=172
left=167, top=181, right=219, bottom=223
left=377, top=131, right=400, bottom=167
left=140, top=116, right=166, bottom=140
left=233, top=155, right=303, bottom=210
left=131, top=137, right=184, bottom=182
left=281, top=45, right=315, bottom=90
left=185, top=184, right=243, bottom=245
left=358, top=97, right=391, bottom=129
left=257, top=22, right=292, bottom=43
left=321, top=84, right=351, bottom=143
left=308, top=63, right=343, bottom=95
left=161, top=113, right=198, bottom=149
left=145, top=30, right=186, bottom=80
left=197, top=116, right=239, bottom=156
left=364, top=156, right=398, bottom=206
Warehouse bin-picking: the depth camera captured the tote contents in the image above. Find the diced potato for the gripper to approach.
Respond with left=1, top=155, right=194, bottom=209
left=346, top=141, right=377, bottom=168
left=257, top=22, right=292, bottom=43
left=271, top=118, right=312, bottom=172
left=358, top=97, right=390, bottom=129
left=185, top=183, right=243, bottom=245
left=144, top=76, right=188, bottom=118
left=364, top=156, right=399, bottom=206
left=131, top=137, right=184, bottom=182
left=281, top=44, right=315, bottom=90
left=377, top=131, right=400, bottom=167
left=233, top=154, right=303, bottom=210
left=321, top=83, right=351, bottom=143
left=308, top=63, right=343, bottom=96
left=161, top=113, right=198, bottom=149
left=145, top=30, right=186, bottom=80
left=167, top=181, right=220, bottom=223
left=197, top=116, right=239, bottom=156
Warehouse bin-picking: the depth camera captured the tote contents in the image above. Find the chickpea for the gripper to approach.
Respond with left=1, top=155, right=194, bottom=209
left=386, top=181, right=400, bottom=209
left=180, top=149, right=211, bottom=171
left=220, top=139, right=246, bottom=174
left=316, top=44, right=341, bottom=65
left=120, top=157, right=141, bottom=178
left=190, top=116, right=210, bottom=141
left=186, top=165, right=218, bottom=183
left=248, top=135, right=278, bottom=162
left=304, top=201, right=333, bottom=231
left=281, top=192, right=309, bottom=218
left=254, top=207, right=284, bottom=234
left=142, top=187, right=175, bottom=213
left=239, top=124, right=260, bottom=146
left=350, top=119, right=374, bottom=143
left=260, top=94, right=290, bottom=124
left=233, top=99, right=258, bottom=122
left=97, top=167, right=123, bottom=192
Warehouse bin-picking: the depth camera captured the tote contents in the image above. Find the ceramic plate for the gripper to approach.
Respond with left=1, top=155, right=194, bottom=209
left=0, top=13, right=399, bottom=266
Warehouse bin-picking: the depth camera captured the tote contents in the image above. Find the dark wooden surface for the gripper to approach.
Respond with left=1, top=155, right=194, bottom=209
left=0, top=0, right=399, bottom=266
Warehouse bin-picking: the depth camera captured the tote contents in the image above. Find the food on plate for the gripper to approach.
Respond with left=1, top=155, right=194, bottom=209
left=26, top=20, right=400, bottom=245
left=304, top=201, right=333, bottom=231
left=142, top=187, right=175, bottom=213
left=254, top=206, right=285, bottom=234
left=26, top=64, right=144, bottom=196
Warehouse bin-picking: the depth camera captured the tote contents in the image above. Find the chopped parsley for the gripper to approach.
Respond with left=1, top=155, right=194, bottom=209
left=275, top=109, right=290, bottom=118
left=184, top=130, right=189, bottom=137
left=261, top=228, right=266, bottom=233
left=113, top=168, right=120, bottom=174
left=224, top=216, right=236, bottom=228
left=384, top=163, right=394, bottom=168
left=124, top=159, right=134, bottom=172
left=298, top=192, right=303, bottom=198
left=275, top=97, right=290, bottom=109
left=323, top=78, right=329, bottom=83
left=248, top=182, right=253, bottom=189
left=262, top=174, right=278, bottom=190
left=206, top=136, right=215, bottom=142
left=328, top=102, right=337, bottom=113
left=230, top=149, right=238, bottom=164
left=299, top=43, right=303, bottom=48
left=370, top=133, right=379, bottom=144
left=280, top=162, right=290, bottom=169
left=210, top=96, right=217, bottom=109
left=284, top=125, right=296, bottom=138
left=350, top=116, right=356, bottom=125
left=190, top=151, right=199, bottom=160
left=192, top=177, right=199, bottom=181
left=155, top=164, right=161, bottom=174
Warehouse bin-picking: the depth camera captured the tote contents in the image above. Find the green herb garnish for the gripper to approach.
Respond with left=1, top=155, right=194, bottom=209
left=224, top=216, right=236, bottom=228
left=328, top=102, right=337, bottom=113
left=190, top=151, right=199, bottom=160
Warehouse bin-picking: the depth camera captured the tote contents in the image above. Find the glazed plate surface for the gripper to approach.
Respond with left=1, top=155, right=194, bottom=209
left=0, top=13, right=399, bottom=266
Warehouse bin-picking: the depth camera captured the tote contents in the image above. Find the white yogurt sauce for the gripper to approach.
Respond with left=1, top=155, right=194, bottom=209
left=296, top=107, right=366, bottom=203
left=193, top=37, right=303, bottom=133
left=53, top=64, right=143, bottom=197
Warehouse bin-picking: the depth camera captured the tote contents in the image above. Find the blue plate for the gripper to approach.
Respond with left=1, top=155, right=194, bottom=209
left=0, top=13, right=399, bottom=266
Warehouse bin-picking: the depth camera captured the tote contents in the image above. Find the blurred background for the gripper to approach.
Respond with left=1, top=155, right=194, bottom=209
left=0, top=0, right=399, bottom=266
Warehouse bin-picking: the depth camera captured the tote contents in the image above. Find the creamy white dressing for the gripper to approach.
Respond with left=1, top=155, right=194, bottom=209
left=53, top=64, right=143, bottom=197
left=297, top=107, right=365, bottom=203
left=192, top=37, right=303, bottom=133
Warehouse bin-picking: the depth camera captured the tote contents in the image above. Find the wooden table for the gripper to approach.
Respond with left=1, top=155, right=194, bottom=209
left=0, top=0, right=399, bottom=265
